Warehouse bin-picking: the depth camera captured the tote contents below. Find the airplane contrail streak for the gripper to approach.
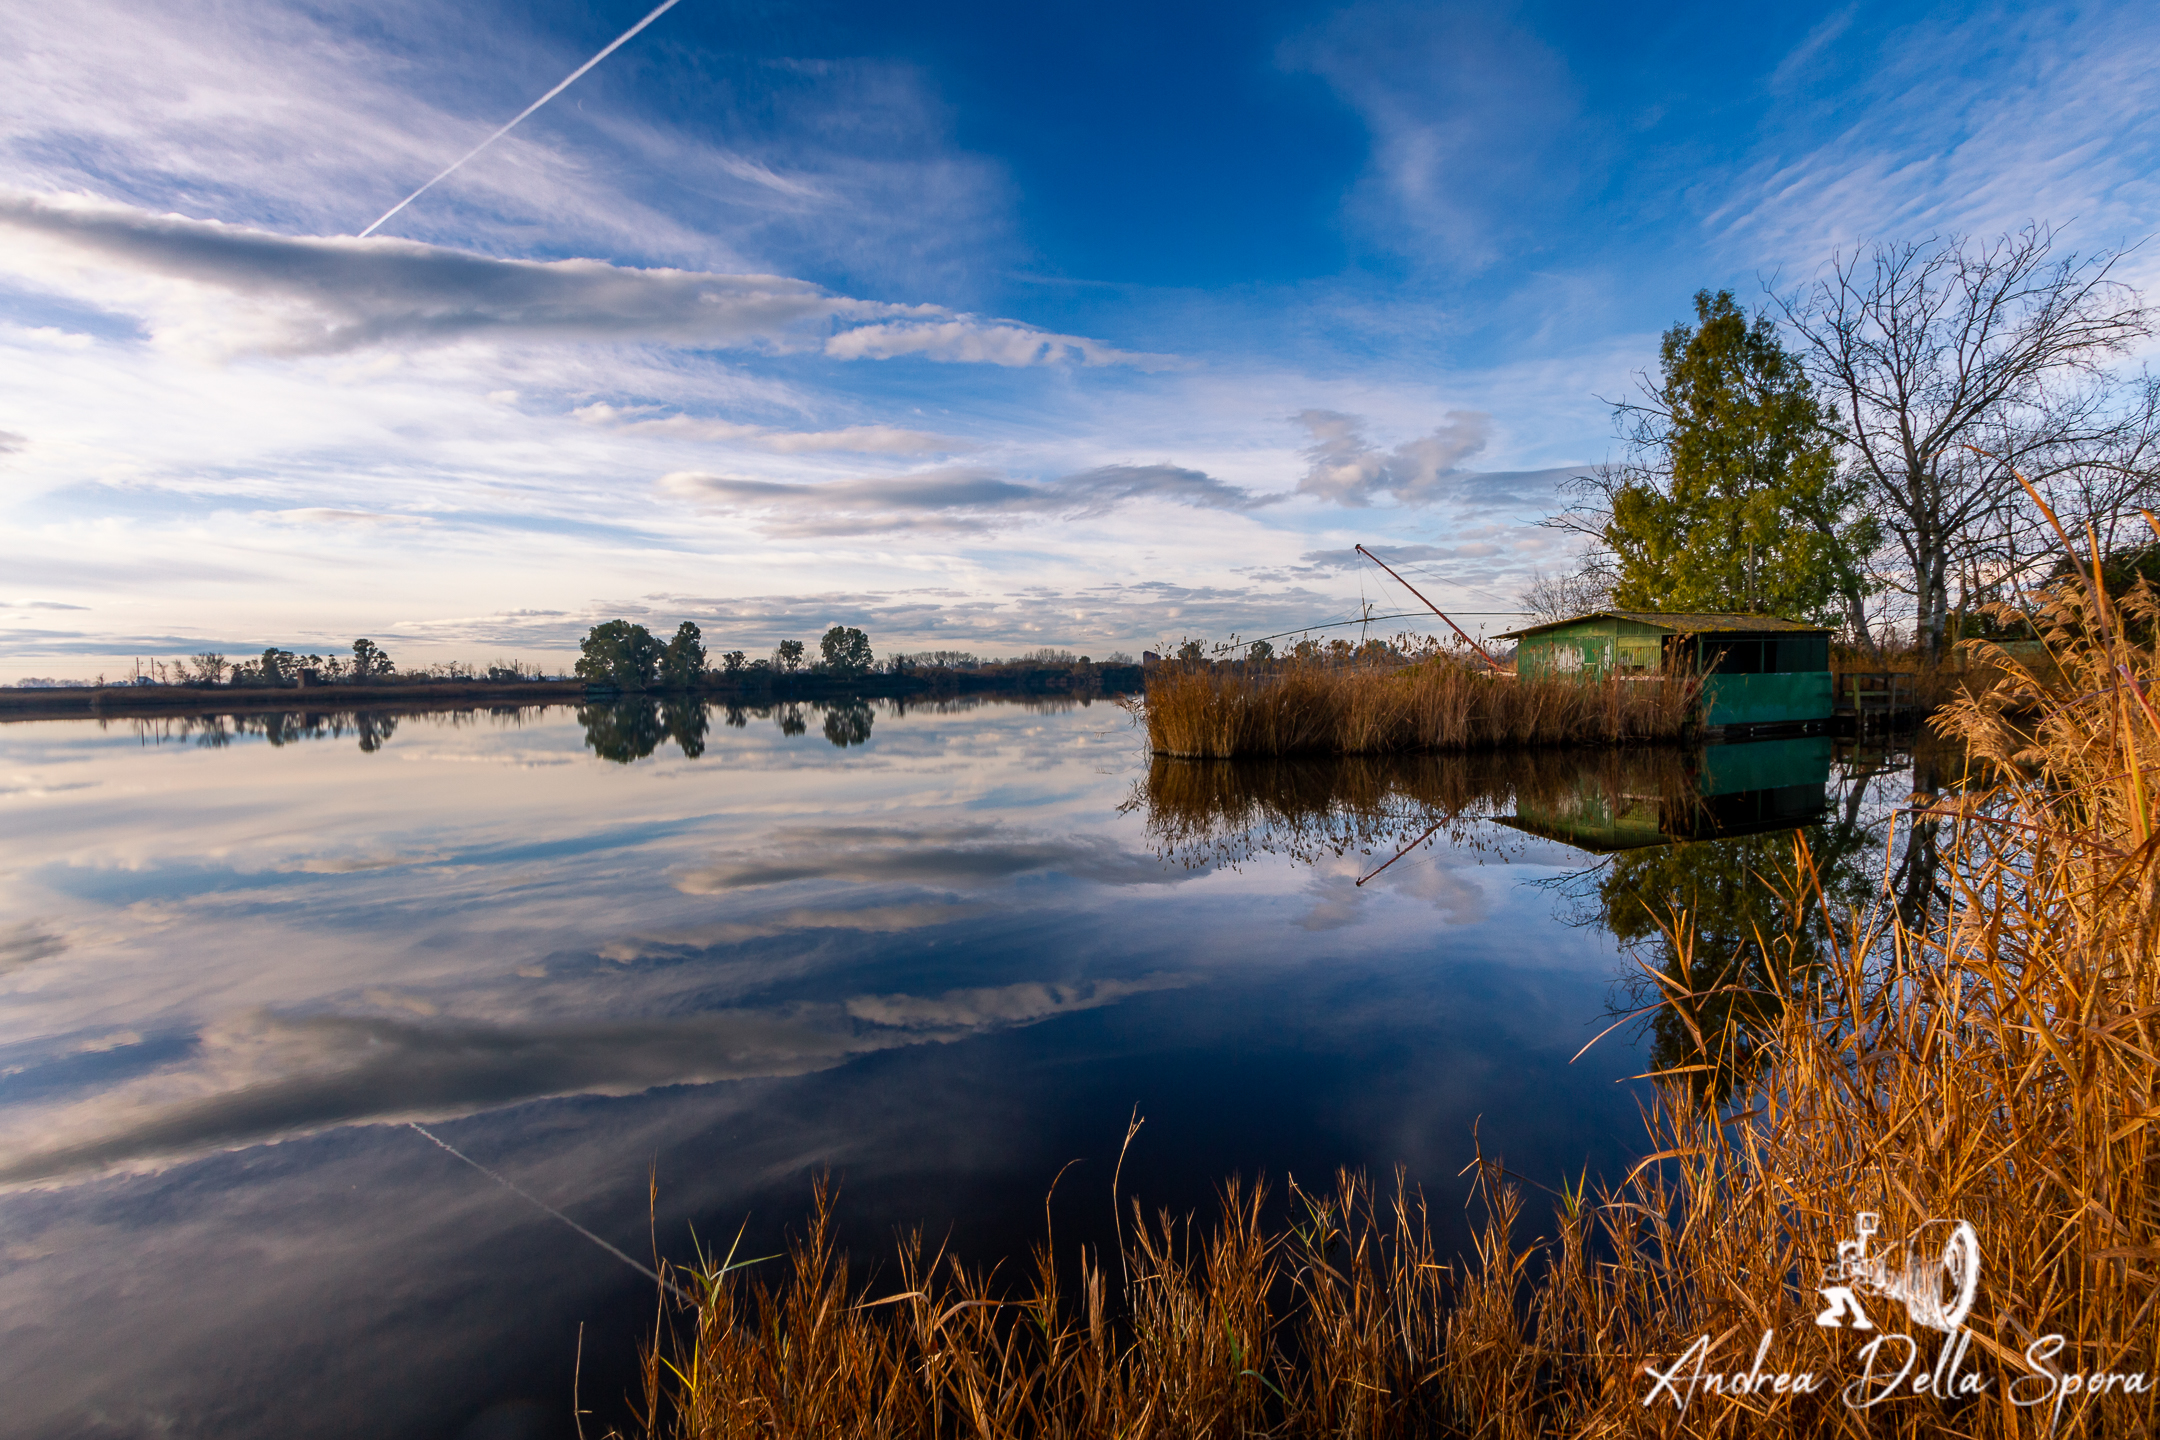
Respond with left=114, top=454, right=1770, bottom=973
left=358, top=0, right=684, bottom=239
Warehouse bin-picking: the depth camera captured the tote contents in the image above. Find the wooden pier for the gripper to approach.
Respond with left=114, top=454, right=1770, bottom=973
left=1834, top=671, right=1922, bottom=730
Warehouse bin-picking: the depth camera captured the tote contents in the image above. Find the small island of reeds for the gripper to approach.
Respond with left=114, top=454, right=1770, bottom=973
left=1139, top=648, right=1703, bottom=758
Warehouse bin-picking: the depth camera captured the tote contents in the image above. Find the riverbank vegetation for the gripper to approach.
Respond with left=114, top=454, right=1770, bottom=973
left=1140, top=648, right=1703, bottom=758
left=614, top=527, right=2160, bottom=1437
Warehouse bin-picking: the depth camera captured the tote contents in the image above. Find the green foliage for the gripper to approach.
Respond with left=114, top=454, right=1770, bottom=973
left=351, top=638, right=394, bottom=680
left=1176, top=639, right=1207, bottom=662
left=819, top=625, right=874, bottom=676
left=1248, top=640, right=1274, bottom=661
left=1605, top=290, right=1877, bottom=625
left=720, top=650, right=747, bottom=674
left=576, top=620, right=663, bottom=688
left=2049, top=540, right=2160, bottom=597
left=255, top=648, right=298, bottom=684
left=774, top=639, right=806, bottom=673
left=660, top=621, right=706, bottom=690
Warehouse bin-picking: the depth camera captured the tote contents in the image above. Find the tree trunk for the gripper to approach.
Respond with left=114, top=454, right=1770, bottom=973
left=1915, top=539, right=1950, bottom=665
left=1841, top=584, right=1875, bottom=655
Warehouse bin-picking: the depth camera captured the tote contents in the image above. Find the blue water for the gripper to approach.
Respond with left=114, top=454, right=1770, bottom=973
left=0, top=698, right=1885, bottom=1438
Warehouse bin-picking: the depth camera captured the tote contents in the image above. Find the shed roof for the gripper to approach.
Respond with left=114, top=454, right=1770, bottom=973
left=1495, top=610, right=1832, bottom=641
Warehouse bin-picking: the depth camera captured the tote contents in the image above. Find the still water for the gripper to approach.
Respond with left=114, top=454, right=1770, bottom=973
left=0, top=697, right=1912, bottom=1438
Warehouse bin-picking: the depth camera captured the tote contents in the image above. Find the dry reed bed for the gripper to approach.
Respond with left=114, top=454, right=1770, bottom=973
left=621, top=518, right=2160, bottom=1437
left=1140, top=660, right=1702, bottom=759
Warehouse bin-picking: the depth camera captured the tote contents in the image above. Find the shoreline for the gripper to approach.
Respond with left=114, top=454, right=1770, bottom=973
left=0, top=664, right=1146, bottom=723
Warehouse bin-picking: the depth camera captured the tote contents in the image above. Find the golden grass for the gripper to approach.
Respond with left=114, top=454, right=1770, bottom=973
left=619, top=513, right=2160, bottom=1437
left=1139, top=657, right=1702, bottom=759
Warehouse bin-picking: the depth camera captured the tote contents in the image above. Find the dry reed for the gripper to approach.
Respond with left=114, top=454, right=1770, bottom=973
left=620, top=509, right=2160, bottom=1437
left=1140, top=658, right=1702, bottom=759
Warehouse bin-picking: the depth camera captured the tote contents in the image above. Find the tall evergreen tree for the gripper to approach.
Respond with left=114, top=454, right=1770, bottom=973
left=1604, top=290, right=1877, bottom=632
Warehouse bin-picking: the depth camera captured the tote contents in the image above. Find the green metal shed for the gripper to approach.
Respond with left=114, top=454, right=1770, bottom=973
left=1495, top=610, right=1834, bottom=735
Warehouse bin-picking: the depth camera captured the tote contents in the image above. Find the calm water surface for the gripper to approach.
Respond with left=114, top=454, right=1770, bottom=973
left=0, top=698, right=1912, bottom=1438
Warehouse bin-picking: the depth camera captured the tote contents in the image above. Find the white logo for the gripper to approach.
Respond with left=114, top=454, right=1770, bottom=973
left=1644, top=1211, right=2150, bottom=1421
left=1813, top=1211, right=1980, bottom=1335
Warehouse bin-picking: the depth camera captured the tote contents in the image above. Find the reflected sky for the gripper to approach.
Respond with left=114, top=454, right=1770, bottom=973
left=0, top=700, right=1664, bottom=1439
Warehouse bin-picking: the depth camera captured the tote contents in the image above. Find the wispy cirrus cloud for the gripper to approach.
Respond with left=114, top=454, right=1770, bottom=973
left=0, top=195, right=1172, bottom=368
left=823, top=319, right=1183, bottom=370
left=572, top=401, right=970, bottom=455
left=661, top=461, right=1277, bottom=536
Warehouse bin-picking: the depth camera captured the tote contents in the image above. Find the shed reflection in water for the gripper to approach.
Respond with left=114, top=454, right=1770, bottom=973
left=1137, top=737, right=1930, bottom=1101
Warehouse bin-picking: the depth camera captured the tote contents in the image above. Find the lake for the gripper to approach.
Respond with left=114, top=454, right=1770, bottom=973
left=0, top=696, right=1915, bottom=1438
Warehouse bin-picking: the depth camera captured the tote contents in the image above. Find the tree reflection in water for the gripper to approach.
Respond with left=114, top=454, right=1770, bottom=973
left=661, top=699, right=708, bottom=759
left=126, top=710, right=404, bottom=752
left=575, top=697, right=875, bottom=759
left=1572, top=738, right=1950, bottom=1100
left=822, top=700, right=873, bottom=747
left=577, top=699, right=666, bottom=764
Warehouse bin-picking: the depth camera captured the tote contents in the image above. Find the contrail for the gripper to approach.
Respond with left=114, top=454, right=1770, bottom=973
left=359, top=0, right=684, bottom=238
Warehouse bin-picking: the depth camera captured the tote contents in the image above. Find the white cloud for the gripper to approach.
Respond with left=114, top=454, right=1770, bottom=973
left=572, top=401, right=969, bottom=455
left=0, top=194, right=1173, bottom=370
left=824, top=319, right=1183, bottom=370
left=0, top=194, right=853, bottom=356
left=1294, top=408, right=1552, bottom=507
left=661, top=461, right=1277, bottom=536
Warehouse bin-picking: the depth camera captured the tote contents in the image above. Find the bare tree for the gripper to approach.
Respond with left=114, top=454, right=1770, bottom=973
left=1534, top=462, right=1629, bottom=611
left=2033, top=370, right=2160, bottom=560
left=1777, top=227, right=2151, bottom=660
left=1517, top=565, right=1613, bottom=624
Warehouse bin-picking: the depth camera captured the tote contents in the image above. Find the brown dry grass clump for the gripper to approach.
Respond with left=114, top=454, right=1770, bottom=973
left=619, top=508, right=2160, bottom=1438
left=1140, top=657, right=1703, bottom=758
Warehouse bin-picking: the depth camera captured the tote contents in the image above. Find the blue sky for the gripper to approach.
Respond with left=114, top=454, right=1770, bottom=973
left=2, top=0, right=2156, bottom=675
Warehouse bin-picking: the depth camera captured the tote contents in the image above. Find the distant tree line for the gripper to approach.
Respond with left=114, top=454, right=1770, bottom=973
left=573, top=620, right=1137, bottom=690
left=114, top=638, right=556, bottom=688
left=78, top=628, right=1140, bottom=695
left=1534, top=225, right=2159, bottom=660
